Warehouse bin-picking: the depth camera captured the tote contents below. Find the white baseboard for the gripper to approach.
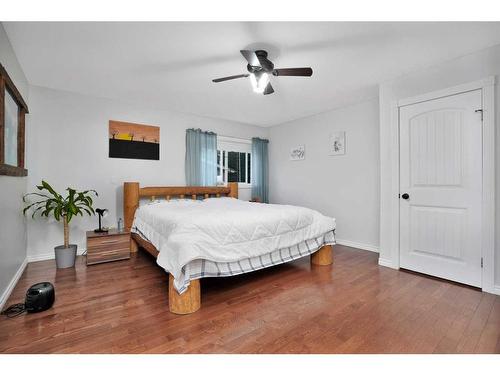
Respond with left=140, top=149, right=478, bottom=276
left=487, top=285, right=500, bottom=296
left=27, top=247, right=86, bottom=263
left=335, top=238, right=379, bottom=253
left=0, top=257, right=28, bottom=311
left=378, top=257, right=399, bottom=270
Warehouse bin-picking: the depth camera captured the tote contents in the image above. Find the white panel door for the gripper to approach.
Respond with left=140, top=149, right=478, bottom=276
left=399, top=89, right=482, bottom=287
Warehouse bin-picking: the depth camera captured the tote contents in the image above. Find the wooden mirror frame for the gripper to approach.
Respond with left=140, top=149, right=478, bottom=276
left=0, top=63, right=29, bottom=177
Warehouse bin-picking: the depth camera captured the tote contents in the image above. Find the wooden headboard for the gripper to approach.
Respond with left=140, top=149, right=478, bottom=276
left=123, top=182, right=239, bottom=231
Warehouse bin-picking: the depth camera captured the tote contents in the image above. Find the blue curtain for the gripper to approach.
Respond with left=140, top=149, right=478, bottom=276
left=251, top=137, right=269, bottom=203
left=185, top=128, right=217, bottom=186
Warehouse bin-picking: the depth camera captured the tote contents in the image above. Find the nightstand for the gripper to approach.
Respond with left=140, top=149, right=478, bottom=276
left=86, top=229, right=131, bottom=265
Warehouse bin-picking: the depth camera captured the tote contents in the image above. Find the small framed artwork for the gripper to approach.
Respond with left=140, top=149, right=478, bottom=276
left=329, top=131, right=346, bottom=156
left=109, top=120, right=160, bottom=160
left=290, top=145, right=305, bottom=161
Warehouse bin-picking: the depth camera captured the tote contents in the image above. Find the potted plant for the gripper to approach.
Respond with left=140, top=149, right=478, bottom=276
left=23, top=181, right=98, bottom=268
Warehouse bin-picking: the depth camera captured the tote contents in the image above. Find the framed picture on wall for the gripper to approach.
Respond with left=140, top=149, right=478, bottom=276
left=290, top=145, right=305, bottom=161
left=109, top=120, right=160, bottom=160
left=329, top=131, right=346, bottom=156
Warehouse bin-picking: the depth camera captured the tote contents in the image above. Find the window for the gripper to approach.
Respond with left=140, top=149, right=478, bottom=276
left=0, top=63, right=28, bottom=176
left=217, top=136, right=251, bottom=186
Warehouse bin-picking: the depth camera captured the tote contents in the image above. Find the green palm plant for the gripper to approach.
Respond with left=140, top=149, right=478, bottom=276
left=23, top=180, right=98, bottom=248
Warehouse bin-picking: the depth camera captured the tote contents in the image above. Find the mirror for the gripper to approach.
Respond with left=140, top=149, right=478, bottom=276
left=4, top=89, right=18, bottom=166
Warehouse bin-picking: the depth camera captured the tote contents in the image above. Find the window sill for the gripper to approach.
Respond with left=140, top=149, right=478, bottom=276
left=217, top=183, right=252, bottom=189
left=0, top=164, right=28, bottom=177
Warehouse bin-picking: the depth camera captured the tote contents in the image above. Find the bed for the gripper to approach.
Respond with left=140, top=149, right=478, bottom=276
left=124, top=182, right=336, bottom=314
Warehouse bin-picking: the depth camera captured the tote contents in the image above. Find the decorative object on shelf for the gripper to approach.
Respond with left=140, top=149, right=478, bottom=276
left=290, top=145, right=305, bottom=161
left=117, top=218, right=123, bottom=232
left=109, top=120, right=160, bottom=160
left=94, top=208, right=109, bottom=233
left=23, top=180, right=97, bottom=269
left=329, top=131, right=346, bottom=156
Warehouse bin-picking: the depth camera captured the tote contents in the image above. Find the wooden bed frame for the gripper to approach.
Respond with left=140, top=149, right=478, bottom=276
left=123, top=181, right=333, bottom=315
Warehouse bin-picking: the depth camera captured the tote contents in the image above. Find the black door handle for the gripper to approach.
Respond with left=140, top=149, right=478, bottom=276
left=401, top=193, right=410, bottom=200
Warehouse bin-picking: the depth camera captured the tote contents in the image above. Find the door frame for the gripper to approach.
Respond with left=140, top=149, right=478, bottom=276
left=387, top=76, right=496, bottom=294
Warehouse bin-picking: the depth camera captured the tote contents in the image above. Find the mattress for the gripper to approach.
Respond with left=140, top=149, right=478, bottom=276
left=132, top=197, right=336, bottom=293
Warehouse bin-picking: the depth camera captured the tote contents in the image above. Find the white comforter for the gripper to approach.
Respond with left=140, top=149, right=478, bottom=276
left=133, top=197, right=336, bottom=283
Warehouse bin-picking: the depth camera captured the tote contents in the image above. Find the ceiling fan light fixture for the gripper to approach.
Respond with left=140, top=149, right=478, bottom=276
left=211, top=49, right=313, bottom=95
left=250, top=72, right=270, bottom=94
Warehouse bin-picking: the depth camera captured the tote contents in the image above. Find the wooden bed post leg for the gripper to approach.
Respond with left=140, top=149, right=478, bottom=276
left=228, top=182, right=238, bottom=199
left=130, top=237, right=139, bottom=253
left=168, top=274, right=201, bottom=315
left=311, top=245, right=333, bottom=266
left=124, top=182, right=139, bottom=231
left=124, top=182, right=140, bottom=254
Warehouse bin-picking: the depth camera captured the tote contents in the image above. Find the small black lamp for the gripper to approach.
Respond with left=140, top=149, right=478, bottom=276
left=94, top=208, right=109, bottom=233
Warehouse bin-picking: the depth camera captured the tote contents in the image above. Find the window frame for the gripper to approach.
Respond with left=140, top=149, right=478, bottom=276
left=217, top=136, right=252, bottom=189
left=0, top=63, right=29, bottom=177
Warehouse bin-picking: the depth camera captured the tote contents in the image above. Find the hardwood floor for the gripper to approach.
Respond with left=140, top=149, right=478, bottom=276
left=0, top=245, right=498, bottom=354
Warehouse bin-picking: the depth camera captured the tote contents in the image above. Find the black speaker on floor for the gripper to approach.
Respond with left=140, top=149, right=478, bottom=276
left=25, top=282, right=55, bottom=313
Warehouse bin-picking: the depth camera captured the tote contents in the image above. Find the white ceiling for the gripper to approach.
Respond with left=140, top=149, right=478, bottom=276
left=4, top=22, right=500, bottom=127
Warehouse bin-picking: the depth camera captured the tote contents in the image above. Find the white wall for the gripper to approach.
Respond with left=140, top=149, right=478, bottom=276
left=25, top=86, right=268, bottom=260
left=269, top=99, right=380, bottom=250
left=0, top=24, right=29, bottom=307
left=379, top=44, right=500, bottom=289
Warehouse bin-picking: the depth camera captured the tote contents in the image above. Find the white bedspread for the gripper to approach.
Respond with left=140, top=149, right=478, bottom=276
left=133, top=197, right=336, bottom=289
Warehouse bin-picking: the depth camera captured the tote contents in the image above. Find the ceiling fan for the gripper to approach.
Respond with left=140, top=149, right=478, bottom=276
left=212, top=50, right=313, bottom=95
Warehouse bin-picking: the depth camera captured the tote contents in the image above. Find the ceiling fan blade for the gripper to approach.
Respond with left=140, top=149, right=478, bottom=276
left=263, top=82, right=274, bottom=95
left=240, top=50, right=261, bottom=67
left=273, top=67, right=313, bottom=77
left=212, top=74, right=249, bottom=83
